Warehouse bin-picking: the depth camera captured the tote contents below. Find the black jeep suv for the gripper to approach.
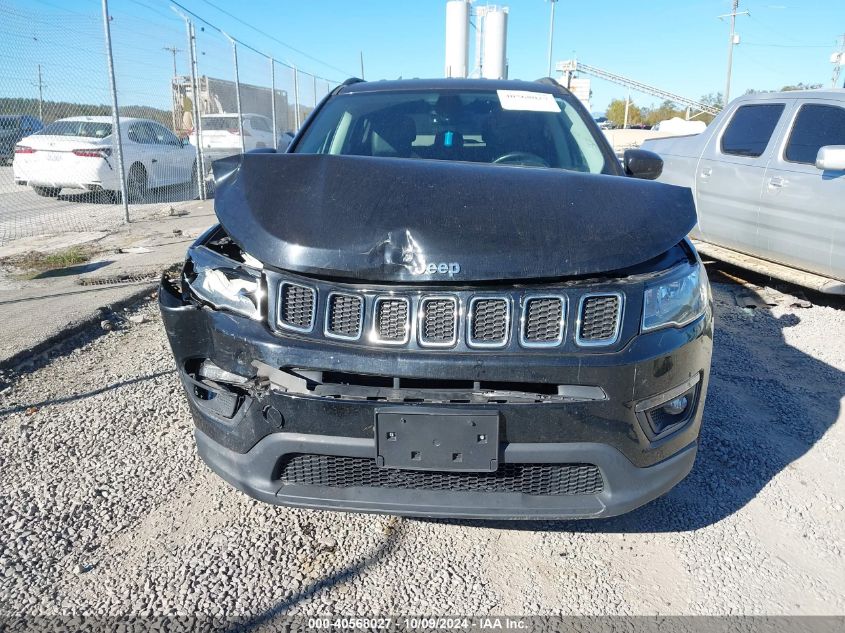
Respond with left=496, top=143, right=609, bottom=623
left=160, top=78, right=713, bottom=519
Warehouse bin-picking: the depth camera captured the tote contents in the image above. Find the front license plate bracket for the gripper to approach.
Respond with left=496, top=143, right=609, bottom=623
left=375, top=408, right=500, bottom=472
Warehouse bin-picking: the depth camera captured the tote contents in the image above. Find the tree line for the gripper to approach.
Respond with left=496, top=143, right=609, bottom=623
left=604, top=83, right=823, bottom=127
left=0, top=98, right=173, bottom=129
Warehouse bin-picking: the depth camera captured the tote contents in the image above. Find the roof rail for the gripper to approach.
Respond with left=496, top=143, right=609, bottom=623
left=534, top=77, right=569, bottom=92
left=331, top=77, right=365, bottom=96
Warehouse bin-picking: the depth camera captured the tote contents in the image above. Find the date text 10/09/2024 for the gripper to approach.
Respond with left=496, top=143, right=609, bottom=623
left=306, top=617, right=529, bottom=630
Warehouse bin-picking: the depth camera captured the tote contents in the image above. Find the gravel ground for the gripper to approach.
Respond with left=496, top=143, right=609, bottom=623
left=0, top=273, right=843, bottom=623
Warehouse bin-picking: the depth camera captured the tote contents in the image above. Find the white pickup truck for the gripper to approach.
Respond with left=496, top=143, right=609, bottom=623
left=643, top=89, right=845, bottom=294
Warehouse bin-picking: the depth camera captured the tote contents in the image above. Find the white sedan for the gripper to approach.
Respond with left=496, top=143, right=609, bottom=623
left=13, top=116, right=196, bottom=202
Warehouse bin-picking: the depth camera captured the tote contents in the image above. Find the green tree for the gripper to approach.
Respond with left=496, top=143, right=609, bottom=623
left=643, top=100, right=685, bottom=127
left=605, top=98, right=641, bottom=127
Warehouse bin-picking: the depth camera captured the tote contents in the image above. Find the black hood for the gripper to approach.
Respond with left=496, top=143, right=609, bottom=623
left=212, top=153, right=696, bottom=283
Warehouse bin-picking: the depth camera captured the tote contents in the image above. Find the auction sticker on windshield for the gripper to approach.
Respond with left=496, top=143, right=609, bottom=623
left=496, top=89, right=560, bottom=112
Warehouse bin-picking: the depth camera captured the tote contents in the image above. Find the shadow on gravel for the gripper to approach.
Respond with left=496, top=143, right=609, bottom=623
left=429, top=276, right=845, bottom=534
left=231, top=521, right=407, bottom=631
left=0, top=369, right=174, bottom=416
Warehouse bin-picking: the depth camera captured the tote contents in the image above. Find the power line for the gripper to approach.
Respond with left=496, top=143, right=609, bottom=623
left=191, top=0, right=355, bottom=78
left=163, top=45, right=182, bottom=77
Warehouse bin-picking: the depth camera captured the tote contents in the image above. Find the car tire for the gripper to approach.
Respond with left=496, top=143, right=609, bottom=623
left=126, top=164, right=148, bottom=204
left=33, top=186, right=60, bottom=197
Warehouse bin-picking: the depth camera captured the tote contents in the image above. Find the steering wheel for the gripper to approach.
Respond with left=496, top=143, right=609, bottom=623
left=492, top=151, right=549, bottom=167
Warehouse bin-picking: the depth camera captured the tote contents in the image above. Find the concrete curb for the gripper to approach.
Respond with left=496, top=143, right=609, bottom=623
left=0, top=282, right=157, bottom=373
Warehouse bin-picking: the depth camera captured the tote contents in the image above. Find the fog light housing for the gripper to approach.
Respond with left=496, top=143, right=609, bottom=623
left=662, top=396, right=689, bottom=416
left=635, top=375, right=701, bottom=440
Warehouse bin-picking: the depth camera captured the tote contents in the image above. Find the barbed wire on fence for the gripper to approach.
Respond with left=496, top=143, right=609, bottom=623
left=0, top=0, right=345, bottom=245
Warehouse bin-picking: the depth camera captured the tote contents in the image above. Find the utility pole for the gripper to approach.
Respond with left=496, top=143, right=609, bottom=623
left=101, top=0, right=129, bottom=223
left=33, top=64, right=46, bottom=121
left=832, top=34, right=845, bottom=88
left=623, top=90, right=630, bottom=129
left=163, top=45, right=181, bottom=77
left=359, top=50, right=365, bottom=80
left=546, top=0, right=558, bottom=78
left=163, top=46, right=182, bottom=131
left=719, top=0, right=749, bottom=106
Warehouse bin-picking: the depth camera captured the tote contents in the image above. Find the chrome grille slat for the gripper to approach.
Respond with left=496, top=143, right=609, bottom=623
left=325, top=293, right=363, bottom=340
left=468, top=297, right=509, bottom=348
left=419, top=297, right=457, bottom=347
left=373, top=298, right=410, bottom=344
left=521, top=296, right=565, bottom=347
left=577, top=293, right=623, bottom=346
left=278, top=282, right=316, bottom=332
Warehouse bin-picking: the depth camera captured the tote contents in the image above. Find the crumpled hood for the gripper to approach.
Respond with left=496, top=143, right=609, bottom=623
left=212, top=153, right=696, bottom=283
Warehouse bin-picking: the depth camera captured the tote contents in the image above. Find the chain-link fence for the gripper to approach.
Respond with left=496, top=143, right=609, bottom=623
left=0, top=0, right=339, bottom=246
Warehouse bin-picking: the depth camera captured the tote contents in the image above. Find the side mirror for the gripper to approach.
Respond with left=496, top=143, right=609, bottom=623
left=815, top=145, right=845, bottom=171
left=623, top=148, right=663, bottom=180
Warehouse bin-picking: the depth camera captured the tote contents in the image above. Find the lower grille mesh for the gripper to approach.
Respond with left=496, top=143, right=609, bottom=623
left=279, top=454, right=604, bottom=496
left=579, top=295, right=621, bottom=342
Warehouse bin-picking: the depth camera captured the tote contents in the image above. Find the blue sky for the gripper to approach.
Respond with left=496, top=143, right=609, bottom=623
left=3, top=0, right=844, bottom=113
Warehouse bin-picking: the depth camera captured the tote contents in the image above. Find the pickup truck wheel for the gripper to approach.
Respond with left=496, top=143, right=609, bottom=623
left=126, top=164, right=148, bottom=203
left=33, top=186, right=60, bottom=197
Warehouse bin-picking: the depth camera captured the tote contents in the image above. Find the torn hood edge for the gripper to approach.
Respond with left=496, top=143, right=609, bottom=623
left=211, top=153, right=697, bottom=283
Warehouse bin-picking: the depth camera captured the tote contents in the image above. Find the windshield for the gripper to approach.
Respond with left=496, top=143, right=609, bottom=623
left=40, top=120, right=112, bottom=138
left=202, top=116, right=239, bottom=131
left=294, top=89, right=609, bottom=173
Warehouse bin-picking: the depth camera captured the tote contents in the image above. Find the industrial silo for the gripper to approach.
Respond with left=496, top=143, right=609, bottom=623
left=481, top=6, right=508, bottom=80
left=444, top=0, right=470, bottom=78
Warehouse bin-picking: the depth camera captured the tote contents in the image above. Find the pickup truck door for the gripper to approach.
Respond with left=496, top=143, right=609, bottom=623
left=695, top=101, right=790, bottom=255
left=759, top=100, right=845, bottom=280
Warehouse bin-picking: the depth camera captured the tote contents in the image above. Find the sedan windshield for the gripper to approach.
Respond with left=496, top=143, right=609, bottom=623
left=294, top=89, right=609, bottom=173
left=40, top=121, right=112, bottom=138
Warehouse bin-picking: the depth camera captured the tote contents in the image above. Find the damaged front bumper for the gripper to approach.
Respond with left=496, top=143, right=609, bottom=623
left=159, top=269, right=713, bottom=520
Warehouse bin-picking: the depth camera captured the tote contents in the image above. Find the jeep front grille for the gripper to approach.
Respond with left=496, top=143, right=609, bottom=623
left=373, top=298, right=409, bottom=343
left=270, top=274, right=629, bottom=351
left=279, top=454, right=604, bottom=496
left=522, top=296, right=565, bottom=346
left=278, top=282, right=316, bottom=332
left=325, top=293, right=363, bottom=340
left=468, top=298, right=509, bottom=347
left=419, top=297, right=457, bottom=347
left=577, top=293, right=622, bottom=345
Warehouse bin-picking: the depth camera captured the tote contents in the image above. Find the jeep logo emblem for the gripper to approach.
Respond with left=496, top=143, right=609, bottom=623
left=420, top=262, right=461, bottom=276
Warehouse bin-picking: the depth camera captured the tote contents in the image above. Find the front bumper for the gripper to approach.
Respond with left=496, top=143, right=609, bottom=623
left=196, top=428, right=697, bottom=519
left=160, top=276, right=712, bottom=519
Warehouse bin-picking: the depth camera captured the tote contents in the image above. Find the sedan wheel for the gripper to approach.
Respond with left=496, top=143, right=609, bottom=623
left=127, top=166, right=148, bottom=204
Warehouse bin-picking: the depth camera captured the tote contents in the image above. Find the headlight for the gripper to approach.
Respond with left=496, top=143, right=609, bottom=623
left=185, top=247, right=263, bottom=320
left=642, top=264, right=709, bottom=331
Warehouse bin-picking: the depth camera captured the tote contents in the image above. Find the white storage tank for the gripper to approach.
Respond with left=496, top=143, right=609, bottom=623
left=481, top=6, right=508, bottom=80
left=444, top=0, right=470, bottom=78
